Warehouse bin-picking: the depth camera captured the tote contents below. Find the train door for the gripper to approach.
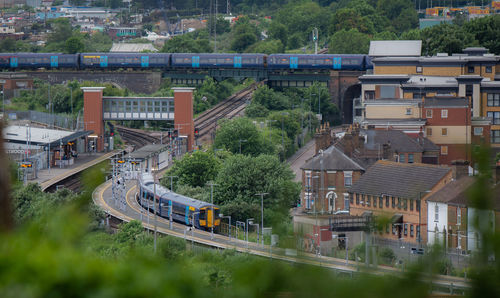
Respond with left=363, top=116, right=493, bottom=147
left=207, top=207, right=213, bottom=229
left=234, top=56, right=242, bottom=68
left=10, top=57, right=18, bottom=68
left=290, top=57, right=298, bottom=69
left=192, top=56, right=200, bottom=68
left=185, top=206, right=190, bottom=225
left=333, top=57, right=341, bottom=70
left=100, top=56, right=108, bottom=67
left=50, top=56, right=58, bottom=68
left=141, top=56, right=149, bottom=67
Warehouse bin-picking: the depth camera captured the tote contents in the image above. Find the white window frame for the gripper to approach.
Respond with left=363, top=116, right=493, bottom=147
left=426, top=109, right=433, bottom=118
left=434, top=204, right=439, bottom=222
left=473, top=127, right=483, bottom=136
left=441, top=109, right=448, bottom=118
left=442, top=128, right=448, bottom=136
left=343, top=193, right=350, bottom=211
left=406, top=108, right=412, bottom=115
left=441, top=146, right=448, bottom=155
left=457, top=207, right=461, bottom=225
left=344, top=171, right=353, bottom=187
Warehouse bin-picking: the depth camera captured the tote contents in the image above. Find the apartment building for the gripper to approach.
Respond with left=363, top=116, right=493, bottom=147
left=356, top=44, right=500, bottom=158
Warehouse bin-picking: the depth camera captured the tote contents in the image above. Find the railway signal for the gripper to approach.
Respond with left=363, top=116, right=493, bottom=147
left=194, top=127, right=200, bottom=138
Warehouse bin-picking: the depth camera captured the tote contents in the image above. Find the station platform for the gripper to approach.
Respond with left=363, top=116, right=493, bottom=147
left=37, top=150, right=121, bottom=191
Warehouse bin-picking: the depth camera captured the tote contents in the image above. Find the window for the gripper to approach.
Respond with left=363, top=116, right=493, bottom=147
left=441, top=109, right=448, bottom=118
left=344, top=171, right=353, bottom=187
left=392, top=224, right=396, bottom=235
left=392, top=197, right=396, bottom=208
left=426, top=109, right=433, bottom=118
left=365, top=91, right=375, bottom=100
left=361, top=194, right=365, bottom=205
left=487, top=112, right=500, bottom=125
left=435, top=204, right=439, bottom=222
left=486, top=66, right=492, bottom=73
left=350, top=193, right=353, bottom=204
left=356, top=193, right=360, bottom=205
left=410, top=199, right=414, bottom=211
left=410, top=225, right=414, bottom=237
left=457, top=207, right=461, bottom=225
left=417, top=226, right=420, bottom=240
left=487, top=94, right=500, bottom=107
left=442, top=128, right=448, bottom=136
left=468, top=66, right=475, bottom=73
left=403, top=199, right=408, bottom=210
left=373, top=196, right=377, bottom=208
left=427, top=128, right=432, bottom=136
left=416, top=200, right=421, bottom=212
left=344, top=194, right=350, bottom=211
left=408, top=154, right=414, bottom=164
left=404, top=224, right=408, bottom=236
left=399, top=154, right=405, bottom=163
left=492, top=130, right=500, bottom=144
left=379, top=197, right=383, bottom=209
left=441, top=145, right=448, bottom=155
left=386, top=196, right=389, bottom=207
left=397, top=198, right=401, bottom=209
left=416, top=66, right=422, bottom=73
left=380, top=86, right=397, bottom=98
left=406, top=108, right=412, bottom=115
left=366, top=195, right=371, bottom=207
left=474, top=127, right=483, bottom=136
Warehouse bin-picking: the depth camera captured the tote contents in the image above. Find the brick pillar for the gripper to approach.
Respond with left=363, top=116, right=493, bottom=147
left=173, top=87, right=195, bottom=152
left=82, top=87, right=105, bottom=152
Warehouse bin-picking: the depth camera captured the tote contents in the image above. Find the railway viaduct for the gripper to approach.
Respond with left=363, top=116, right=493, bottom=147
left=24, top=71, right=163, bottom=94
left=21, top=69, right=364, bottom=123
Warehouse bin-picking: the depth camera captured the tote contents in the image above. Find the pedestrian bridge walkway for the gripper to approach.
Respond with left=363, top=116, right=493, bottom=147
left=103, top=97, right=174, bottom=121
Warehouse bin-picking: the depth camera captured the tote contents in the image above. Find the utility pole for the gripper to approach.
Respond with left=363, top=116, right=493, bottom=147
left=312, top=27, right=318, bottom=55
left=255, top=192, right=268, bottom=248
left=166, top=175, right=177, bottom=191
left=153, top=157, right=158, bottom=253
left=207, top=181, right=217, bottom=240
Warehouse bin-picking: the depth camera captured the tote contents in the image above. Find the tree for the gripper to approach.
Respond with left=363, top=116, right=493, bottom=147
left=247, top=40, right=284, bottom=54
left=268, top=22, right=288, bottom=48
left=214, top=154, right=300, bottom=225
left=252, top=86, right=290, bottom=111
left=161, top=32, right=212, bottom=53
left=163, top=151, right=220, bottom=188
left=330, top=8, right=375, bottom=35
left=47, top=18, right=73, bottom=44
left=328, top=29, right=370, bottom=54
left=214, top=117, right=272, bottom=156
left=231, top=32, right=258, bottom=52
left=464, top=15, right=500, bottom=54
left=419, top=23, right=478, bottom=56
left=245, top=102, right=269, bottom=118
left=65, top=36, right=84, bottom=54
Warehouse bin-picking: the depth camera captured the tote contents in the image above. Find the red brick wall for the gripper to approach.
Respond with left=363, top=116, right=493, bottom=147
left=82, top=87, right=105, bottom=152
left=173, top=88, right=195, bottom=152
left=423, top=106, right=470, bottom=126
left=438, top=144, right=468, bottom=165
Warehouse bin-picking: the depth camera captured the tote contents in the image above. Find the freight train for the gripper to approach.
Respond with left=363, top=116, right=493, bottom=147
left=138, top=173, right=220, bottom=230
left=0, top=52, right=373, bottom=71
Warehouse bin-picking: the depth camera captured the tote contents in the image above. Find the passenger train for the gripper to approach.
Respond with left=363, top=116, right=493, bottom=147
left=0, top=52, right=373, bottom=71
left=138, top=173, right=220, bottom=230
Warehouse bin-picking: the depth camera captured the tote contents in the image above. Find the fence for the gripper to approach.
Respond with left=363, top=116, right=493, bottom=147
left=8, top=110, right=75, bottom=131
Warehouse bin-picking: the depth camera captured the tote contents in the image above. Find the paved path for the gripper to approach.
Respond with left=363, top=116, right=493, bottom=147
left=287, top=140, right=316, bottom=182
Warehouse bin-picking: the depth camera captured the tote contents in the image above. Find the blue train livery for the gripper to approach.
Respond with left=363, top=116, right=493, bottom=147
left=80, top=53, right=171, bottom=69
left=171, top=53, right=266, bottom=69
left=267, top=54, right=366, bottom=70
left=139, top=173, right=220, bottom=230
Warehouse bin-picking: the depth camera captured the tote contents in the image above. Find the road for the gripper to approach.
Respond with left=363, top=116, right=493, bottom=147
left=92, top=178, right=470, bottom=293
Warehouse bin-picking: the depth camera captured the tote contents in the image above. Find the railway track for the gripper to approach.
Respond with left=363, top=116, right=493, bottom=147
left=194, top=82, right=262, bottom=143
left=116, top=126, right=160, bottom=149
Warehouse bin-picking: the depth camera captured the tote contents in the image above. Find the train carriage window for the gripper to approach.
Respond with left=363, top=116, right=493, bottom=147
left=199, top=209, right=207, bottom=220
left=216, top=58, right=225, bottom=64
left=208, top=58, right=216, bottom=63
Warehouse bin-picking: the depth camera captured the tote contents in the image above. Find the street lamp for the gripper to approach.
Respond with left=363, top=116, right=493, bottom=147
left=191, top=211, right=200, bottom=250
left=236, top=221, right=245, bottom=242
left=255, top=192, right=268, bottom=248
left=418, top=190, right=432, bottom=248
left=207, top=181, right=217, bottom=240
left=246, top=218, right=254, bottom=249
left=220, top=213, right=231, bottom=241
left=238, top=139, right=247, bottom=154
